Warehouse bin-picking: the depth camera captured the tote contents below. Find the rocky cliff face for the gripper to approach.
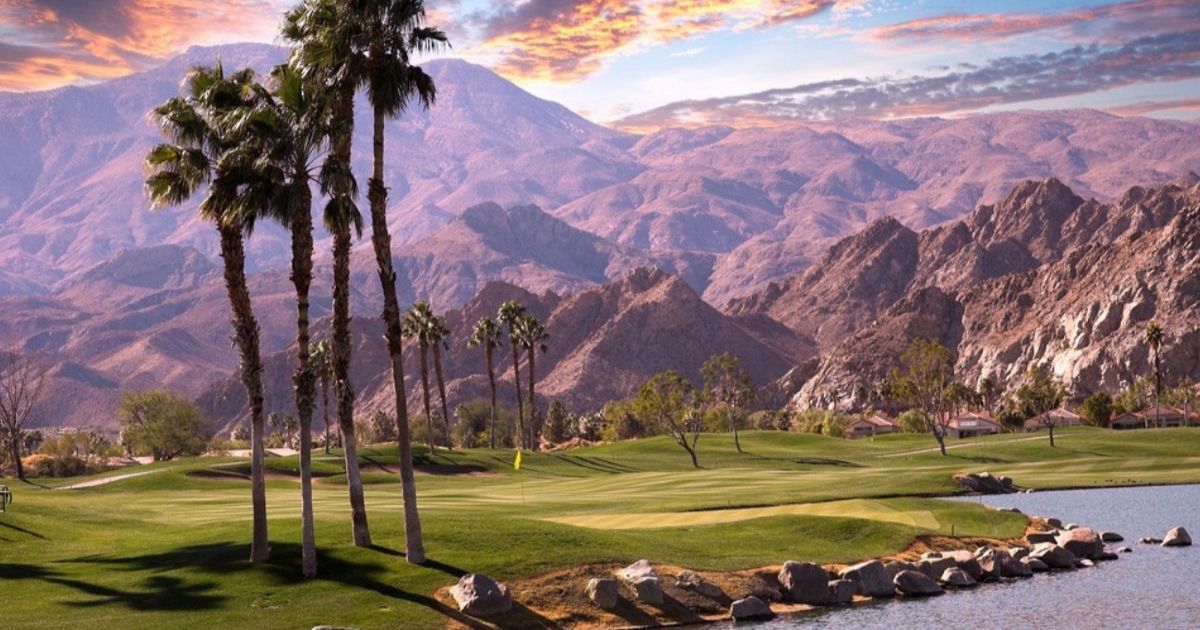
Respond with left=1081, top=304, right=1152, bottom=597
left=768, top=177, right=1200, bottom=408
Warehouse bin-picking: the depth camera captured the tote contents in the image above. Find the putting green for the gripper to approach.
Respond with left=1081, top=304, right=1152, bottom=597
left=542, top=498, right=942, bottom=530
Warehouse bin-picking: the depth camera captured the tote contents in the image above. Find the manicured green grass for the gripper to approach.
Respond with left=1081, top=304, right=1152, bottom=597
left=2, top=426, right=1197, bottom=629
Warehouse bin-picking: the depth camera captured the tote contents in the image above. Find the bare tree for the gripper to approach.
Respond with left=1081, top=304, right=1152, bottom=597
left=0, top=350, right=47, bottom=480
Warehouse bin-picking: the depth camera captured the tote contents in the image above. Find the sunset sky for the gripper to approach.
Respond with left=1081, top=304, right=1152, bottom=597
left=1, top=0, right=1198, bottom=127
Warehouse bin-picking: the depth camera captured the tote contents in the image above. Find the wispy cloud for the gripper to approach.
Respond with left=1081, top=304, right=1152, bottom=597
left=1105, top=97, right=1200, bottom=117
left=614, top=30, right=1200, bottom=130
left=0, top=0, right=288, bottom=91
left=465, top=0, right=856, bottom=82
left=869, top=0, right=1199, bottom=44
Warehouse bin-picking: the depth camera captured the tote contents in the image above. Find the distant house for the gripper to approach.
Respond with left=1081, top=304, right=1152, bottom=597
left=1140, top=406, right=1189, bottom=428
left=1024, top=408, right=1085, bottom=432
left=1110, top=411, right=1148, bottom=430
left=947, top=413, right=1001, bottom=439
left=843, top=414, right=900, bottom=439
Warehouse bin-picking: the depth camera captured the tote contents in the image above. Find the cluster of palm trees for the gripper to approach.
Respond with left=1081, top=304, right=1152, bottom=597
left=144, top=0, right=445, bottom=576
left=470, top=301, right=549, bottom=451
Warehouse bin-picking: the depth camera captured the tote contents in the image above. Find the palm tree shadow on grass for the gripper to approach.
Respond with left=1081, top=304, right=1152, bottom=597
left=59, top=543, right=560, bottom=628
left=0, top=520, right=49, bottom=540
left=0, top=562, right=225, bottom=611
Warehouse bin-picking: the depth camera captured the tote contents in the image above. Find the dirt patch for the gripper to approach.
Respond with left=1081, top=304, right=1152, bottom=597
left=435, top=514, right=1037, bottom=629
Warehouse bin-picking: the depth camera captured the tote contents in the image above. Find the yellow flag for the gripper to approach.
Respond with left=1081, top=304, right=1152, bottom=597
left=513, top=450, right=522, bottom=471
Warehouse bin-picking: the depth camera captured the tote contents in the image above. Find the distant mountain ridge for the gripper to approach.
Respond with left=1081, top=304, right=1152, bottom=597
left=3, top=43, right=1200, bottom=428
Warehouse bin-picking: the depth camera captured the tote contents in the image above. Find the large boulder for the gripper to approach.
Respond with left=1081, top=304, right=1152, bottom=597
left=1000, top=556, right=1033, bottom=578
left=778, top=561, right=831, bottom=605
left=586, top=578, right=620, bottom=610
left=1025, top=531, right=1059, bottom=545
left=883, top=560, right=918, bottom=581
left=1022, top=557, right=1049, bottom=572
left=916, top=557, right=958, bottom=581
left=730, top=596, right=773, bottom=621
left=893, top=570, right=943, bottom=597
left=626, top=578, right=663, bottom=605
left=1030, top=543, right=1077, bottom=569
left=839, top=560, right=894, bottom=598
left=935, top=550, right=983, bottom=580
left=450, top=574, right=513, bottom=617
left=619, top=560, right=663, bottom=604
left=1162, top=527, right=1192, bottom=547
left=974, top=547, right=1005, bottom=581
left=676, top=570, right=724, bottom=599
left=939, top=567, right=976, bottom=588
left=1056, top=527, right=1104, bottom=560
left=619, top=559, right=658, bottom=581
left=828, top=579, right=856, bottom=605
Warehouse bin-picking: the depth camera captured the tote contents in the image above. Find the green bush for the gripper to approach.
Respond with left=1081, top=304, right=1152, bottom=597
left=22, top=453, right=91, bottom=478
left=897, top=409, right=926, bottom=433
left=1080, top=392, right=1113, bottom=427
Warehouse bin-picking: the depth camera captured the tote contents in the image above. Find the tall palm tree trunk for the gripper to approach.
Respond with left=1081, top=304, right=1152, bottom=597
left=329, top=86, right=371, bottom=548
left=419, top=344, right=435, bottom=451
left=526, top=349, right=537, bottom=451
left=486, top=346, right=497, bottom=449
left=432, top=344, right=452, bottom=448
left=289, top=179, right=318, bottom=577
left=509, top=340, right=523, bottom=450
left=217, top=223, right=269, bottom=563
left=333, top=225, right=371, bottom=547
left=368, top=103, right=424, bottom=563
left=1154, top=349, right=1162, bottom=428
left=321, top=378, right=330, bottom=455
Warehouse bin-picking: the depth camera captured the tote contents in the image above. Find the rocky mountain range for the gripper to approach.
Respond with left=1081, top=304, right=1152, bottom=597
left=2, top=43, right=1200, bottom=429
left=746, top=176, right=1200, bottom=409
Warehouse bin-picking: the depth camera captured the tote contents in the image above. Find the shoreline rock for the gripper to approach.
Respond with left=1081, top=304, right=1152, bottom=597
left=1162, top=527, right=1192, bottom=547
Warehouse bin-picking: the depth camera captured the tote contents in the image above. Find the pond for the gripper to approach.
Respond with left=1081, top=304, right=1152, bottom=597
left=719, top=484, right=1199, bottom=629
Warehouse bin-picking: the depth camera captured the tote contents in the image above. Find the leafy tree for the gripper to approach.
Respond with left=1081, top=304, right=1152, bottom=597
left=634, top=371, right=702, bottom=468
left=542, top=401, right=570, bottom=445
left=1114, top=375, right=1152, bottom=415
left=468, top=316, right=504, bottom=449
left=143, top=64, right=271, bottom=562
left=893, top=338, right=955, bottom=455
left=119, top=391, right=213, bottom=461
left=0, top=349, right=46, bottom=481
left=369, top=410, right=397, bottom=444
left=497, top=301, right=527, bottom=448
left=1016, top=364, right=1066, bottom=446
left=514, top=314, right=549, bottom=450
left=452, top=401, right=490, bottom=448
left=944, top=382, right=978, bottom=414
left=1080, top=392, right=1114, bottom=427
left=699, top=353, right=754, bottom=453
left=602, top=400, right=647, bottom=441
left=896, top=409, right=925, bottom=433
left=978, top=374, right=1000, bottom=413
left=1145, top=322, right=1165, bottom=428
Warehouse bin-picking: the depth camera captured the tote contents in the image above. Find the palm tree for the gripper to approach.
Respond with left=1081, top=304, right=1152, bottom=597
left=427, top=312, right=453, bottom=448
left=284, top=0, right=373, bottom=549
left=144, top=63, right=271, bottom=563
left=403, top=301, right=437, bottom=452
left=498, top=301, right=527, bottom=449
left=1146, top=322, right=1164, bottom=428
left=310, top=339, right=334, bottom=453
left=359, top=2, right=445, bottom=565
left=230, top=62, right=335, bottom=576
left=514, top=314, right=548, bottom=451
left=468, top=317, right=504, bottom=449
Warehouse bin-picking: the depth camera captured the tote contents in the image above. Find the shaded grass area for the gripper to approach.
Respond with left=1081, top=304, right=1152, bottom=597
left=2, top=426, right=1198, bottom=629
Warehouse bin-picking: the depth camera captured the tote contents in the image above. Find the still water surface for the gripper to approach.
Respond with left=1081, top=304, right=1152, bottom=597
left=718, top=484, right=1199, bottom=629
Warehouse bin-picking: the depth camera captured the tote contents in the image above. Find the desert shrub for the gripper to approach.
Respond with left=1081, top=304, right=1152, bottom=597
left=452, top=401, right=491, bottom=448
left=22, top=453, right=90, bottom=478
left=749, top=410, right=790, bottom=431
left=897, top=409, right=926, bottom=433
left=409, top=413, right=450, bottom=449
